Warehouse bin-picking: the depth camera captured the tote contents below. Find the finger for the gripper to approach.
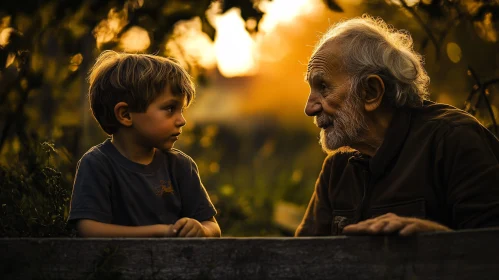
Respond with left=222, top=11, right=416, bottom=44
left=377, top=212, right=397, bottom=219
left=173, top=218, right=189, bottom=232
left=344, top=217, right=377, bottom=230
left=342, top=224, right=362, bottom=234
left=382, top=220, right=406, bottom=234
left=178, top=221, right=194, bottom=237
left=185, top=226, right=200, bottom=237
left=343, top=221, right=374, bottom=235
left=196, top=228, right=206, bottom=237
left=399, top=224, right=417, bottom=236
left=345, top=219, right=393, bottom=235
left=343, top=214, right=403, bottom=235
left=165, top=225, right=177, bottom=237
left=399, top=223, right=421, bottom=236
left=366, top=220, right=389, bottom=234
left=356, top=218, right=377, bottom=226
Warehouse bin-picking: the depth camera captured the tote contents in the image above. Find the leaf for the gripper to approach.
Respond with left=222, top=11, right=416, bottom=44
left=323, top=0, right=344, bottom=12
left=201, top=15, right=216, bottom=41
left=473, top=12, right=498, bottom=42
left=472, top=3, right=499, bottom=22
left=0, top=28, right=27, bottom=52
left=222, top=0, right=264, bottom=25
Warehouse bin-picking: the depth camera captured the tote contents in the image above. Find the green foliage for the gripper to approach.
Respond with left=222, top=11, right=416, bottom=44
left=0, top=140, right=75, bottom=237
left=177, top=122, right=324, bottom=236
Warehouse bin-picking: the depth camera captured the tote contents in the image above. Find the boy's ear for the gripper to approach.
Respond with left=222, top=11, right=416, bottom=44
left=114, top=102, right=132, bottom=127
left=361, top=75, right=385, bottom=112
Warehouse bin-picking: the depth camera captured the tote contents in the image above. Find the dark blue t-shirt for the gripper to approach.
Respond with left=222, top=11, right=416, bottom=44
left=68, top=139, right=216, bottom=226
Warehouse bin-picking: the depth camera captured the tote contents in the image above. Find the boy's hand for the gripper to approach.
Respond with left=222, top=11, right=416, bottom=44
left=155, top=224, right=178, bottom=237
left=173, top=218, right=208, bottom=237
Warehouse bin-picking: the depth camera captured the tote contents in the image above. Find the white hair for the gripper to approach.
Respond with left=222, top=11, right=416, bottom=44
left=312, top=15, right=430, bottom=108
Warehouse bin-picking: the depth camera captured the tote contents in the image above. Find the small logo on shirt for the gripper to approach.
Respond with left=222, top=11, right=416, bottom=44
left=154, top=180, right=174, bottom=197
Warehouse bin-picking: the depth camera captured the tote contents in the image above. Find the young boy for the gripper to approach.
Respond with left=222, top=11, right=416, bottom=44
left=67, top=51, right=220, bottom=237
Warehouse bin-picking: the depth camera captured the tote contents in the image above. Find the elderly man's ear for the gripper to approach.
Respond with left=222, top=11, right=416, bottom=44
left=361, top=75, right=385, bottom=112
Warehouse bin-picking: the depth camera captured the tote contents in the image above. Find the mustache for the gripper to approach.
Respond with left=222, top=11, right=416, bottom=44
left=314, top=113, right=333, bottom=128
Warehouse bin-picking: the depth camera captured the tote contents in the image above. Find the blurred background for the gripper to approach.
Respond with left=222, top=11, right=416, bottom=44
left=1, top=0, right=498, bottom=237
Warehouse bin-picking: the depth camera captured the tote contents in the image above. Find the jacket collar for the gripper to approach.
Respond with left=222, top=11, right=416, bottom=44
left=367, top=107, right=412, bottom=181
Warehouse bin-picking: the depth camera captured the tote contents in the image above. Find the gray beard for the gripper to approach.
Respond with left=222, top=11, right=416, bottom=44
left=315, top=93, right=369, bottom=153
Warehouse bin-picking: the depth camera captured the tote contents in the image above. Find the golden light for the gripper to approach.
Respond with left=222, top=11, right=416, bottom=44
left=93, top=8, right=128, bottom=48
left=446, top=42, right=462, bottom=63
left=119, top=26, right=150, bottom=52
left=5, top=53, right=15, bottom=68
left=210, top=0, right=324, bottom=77
left=388, top=0, right=420, bottom=7
left=69, top=53, right=83, bottom=71
left=128, top=0, right=144, bottom=10
left=0, top=28, right=16, bottom=68
left=209, top=162, right=220, bottom=173
left=462, top=1, right=483, bottom=14
left=253, top=0, right=322, bottom=63
left=214, top=8, right=257, bottom=77
left=474, top=13, right=497, bottom=42
left=338, top=0, right=363, bottom=6
left=258, top=0, right=318, bottom=33
left=0, top=27, right=13, bottom=46
left=219, top=184, right=235, bottom=197
left=165, top=17, right=217, bottom=69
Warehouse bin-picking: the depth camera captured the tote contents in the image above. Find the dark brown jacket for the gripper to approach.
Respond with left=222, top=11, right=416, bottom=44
left=296, top=101, right=499, bottom=236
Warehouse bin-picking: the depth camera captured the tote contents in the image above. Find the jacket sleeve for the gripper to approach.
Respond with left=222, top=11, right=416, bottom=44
left=437, top=124, right=499, bottom=229
left=295, top=155, right=334, bottom=236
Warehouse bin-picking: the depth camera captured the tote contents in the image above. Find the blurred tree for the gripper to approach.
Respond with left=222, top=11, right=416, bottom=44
left=367, top=0, right=499, bottom=132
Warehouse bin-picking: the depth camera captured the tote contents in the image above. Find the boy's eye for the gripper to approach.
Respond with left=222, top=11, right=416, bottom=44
left=163, top=104, right=185, bottom=114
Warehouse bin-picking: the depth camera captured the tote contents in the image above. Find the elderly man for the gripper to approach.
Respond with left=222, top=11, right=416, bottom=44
left=295, top=16, right=499, bottom=236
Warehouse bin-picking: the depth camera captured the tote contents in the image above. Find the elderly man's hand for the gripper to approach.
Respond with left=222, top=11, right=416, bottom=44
left=342, top=213, right=452, bottom=236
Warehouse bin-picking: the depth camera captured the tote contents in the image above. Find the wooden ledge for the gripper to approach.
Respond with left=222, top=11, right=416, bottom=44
left=2, top=228, right=499, bottom=279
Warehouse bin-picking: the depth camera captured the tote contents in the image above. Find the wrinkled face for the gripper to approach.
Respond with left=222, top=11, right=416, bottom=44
left=305, top=41, right=368, bottom=153
left=131, top=87, right=186, bottom=151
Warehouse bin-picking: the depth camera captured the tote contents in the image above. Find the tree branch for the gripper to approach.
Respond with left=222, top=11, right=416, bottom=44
left=399, top=0, right=440, bottom=58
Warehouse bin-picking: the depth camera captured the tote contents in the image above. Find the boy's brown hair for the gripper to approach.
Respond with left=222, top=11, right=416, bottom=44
left=88, top=51, right=195, bottom=135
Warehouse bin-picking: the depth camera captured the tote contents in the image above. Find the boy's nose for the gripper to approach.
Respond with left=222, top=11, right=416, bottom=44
left=176, top=114, right=186, bottom=127
left=305, top=94, right=322, bottom=116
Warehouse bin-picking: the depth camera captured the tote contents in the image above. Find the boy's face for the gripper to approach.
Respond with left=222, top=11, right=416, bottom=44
left=131, top=87, right=187, bottom=151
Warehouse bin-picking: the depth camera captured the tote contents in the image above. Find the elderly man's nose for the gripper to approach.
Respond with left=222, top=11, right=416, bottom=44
left=305, top=96, right=322, bottom=116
